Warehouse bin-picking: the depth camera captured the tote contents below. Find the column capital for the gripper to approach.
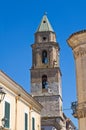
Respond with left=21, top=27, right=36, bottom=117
left=73, top=45, right=86, bottom=59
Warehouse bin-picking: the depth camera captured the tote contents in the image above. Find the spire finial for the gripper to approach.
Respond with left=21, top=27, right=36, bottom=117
left=44, top=12, right=47, bottom=16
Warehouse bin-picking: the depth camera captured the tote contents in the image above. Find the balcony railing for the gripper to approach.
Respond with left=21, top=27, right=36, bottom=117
left=71, top=101, right=86, bottom=118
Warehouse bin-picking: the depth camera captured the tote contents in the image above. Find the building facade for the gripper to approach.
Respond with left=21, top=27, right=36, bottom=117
left=67, top=30, right=86, bottom=130
left=30, top=14, right=76, bottom=130
left=0, top=70, right=42, bottom=130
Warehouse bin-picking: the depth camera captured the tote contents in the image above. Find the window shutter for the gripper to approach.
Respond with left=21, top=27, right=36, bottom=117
left=25, top=113, right=28, bottom=130
left=5, top=101, right=10, bottom=128
left=32, top=117, right=35, bottom=130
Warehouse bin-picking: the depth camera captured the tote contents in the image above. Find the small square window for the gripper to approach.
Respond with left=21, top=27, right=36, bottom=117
left=43, top=37, right=46, bottom=41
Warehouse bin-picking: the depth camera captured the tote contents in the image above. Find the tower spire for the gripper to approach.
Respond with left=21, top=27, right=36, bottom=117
left=36, top=14, right=54, bottom=32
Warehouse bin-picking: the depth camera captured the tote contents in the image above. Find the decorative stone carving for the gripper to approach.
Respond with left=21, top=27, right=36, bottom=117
left=73, top=47, right=86, bottom=59
left=53, top=60, right=58, bottom=67
left=76, top=109, right=86, bottom=118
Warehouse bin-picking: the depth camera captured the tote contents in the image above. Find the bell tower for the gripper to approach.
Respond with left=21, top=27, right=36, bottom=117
left=30, top=14, right=63, bottom=130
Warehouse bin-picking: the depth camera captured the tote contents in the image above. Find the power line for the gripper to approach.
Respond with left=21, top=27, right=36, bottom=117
left=63, top=108, right=71, bottom=111
left=56, top=107, right=71, bottom=112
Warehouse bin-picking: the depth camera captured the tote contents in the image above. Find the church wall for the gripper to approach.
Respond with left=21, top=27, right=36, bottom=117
left=34, top=95, right=62, bottom=117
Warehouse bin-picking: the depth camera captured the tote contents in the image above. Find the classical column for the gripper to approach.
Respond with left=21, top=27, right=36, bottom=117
left=67, top=30, right=86, bottom=130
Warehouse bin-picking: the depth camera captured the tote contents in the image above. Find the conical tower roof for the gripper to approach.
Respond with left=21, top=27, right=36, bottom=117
left=36, top=14, right=54, bottom=32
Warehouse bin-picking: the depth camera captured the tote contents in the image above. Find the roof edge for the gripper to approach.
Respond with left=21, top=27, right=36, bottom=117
left=0, top=70, right=43, bottom=112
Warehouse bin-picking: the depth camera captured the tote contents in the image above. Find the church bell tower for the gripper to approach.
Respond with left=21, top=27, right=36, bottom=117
left=30, top=14, right=63, bottom=130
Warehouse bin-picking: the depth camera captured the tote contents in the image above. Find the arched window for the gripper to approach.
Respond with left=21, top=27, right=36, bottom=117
left=42, top=50, right=48, bottom=64
left=42, top=75, right=48, bottom=89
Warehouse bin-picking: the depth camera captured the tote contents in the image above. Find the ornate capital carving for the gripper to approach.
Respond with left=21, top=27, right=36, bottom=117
left=76, top=109, right=86, bottom=118
left=73, top=47, right=86, bottom=59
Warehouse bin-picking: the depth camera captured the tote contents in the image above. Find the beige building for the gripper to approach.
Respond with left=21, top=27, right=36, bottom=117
left=0, top=70, right=42, bottom=130
left=67, top=30, right=86, bottom=130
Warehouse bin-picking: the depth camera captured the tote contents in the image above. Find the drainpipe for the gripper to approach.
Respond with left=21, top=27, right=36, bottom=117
left=29, top=107, right=32, bottom=130
left=15, top=95, right=20, bottom=130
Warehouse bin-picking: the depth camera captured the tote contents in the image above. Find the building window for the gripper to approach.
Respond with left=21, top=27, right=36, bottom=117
left=25, top=113, right=28, bottom=130
left=4, top=101, right=10, bottom=128
left=42, top=75, right=48, bottom=89
left=43, top=37, right=47, bottom=41
left=42, top=50, right=48, bottom=64
left=32, top=117, right=35, bottom=130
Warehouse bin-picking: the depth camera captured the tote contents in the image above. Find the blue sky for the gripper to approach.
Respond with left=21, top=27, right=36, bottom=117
left=0, top=0, right=86, bottom=128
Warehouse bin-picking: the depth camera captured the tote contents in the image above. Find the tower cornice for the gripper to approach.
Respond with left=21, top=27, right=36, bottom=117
left=30, top=67, right=62, bottom=76
left=31, top=42, right=60, bottom=50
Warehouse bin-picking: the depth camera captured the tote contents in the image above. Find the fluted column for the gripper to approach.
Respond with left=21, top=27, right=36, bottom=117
left=67, top=30, right=86, bottom=130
